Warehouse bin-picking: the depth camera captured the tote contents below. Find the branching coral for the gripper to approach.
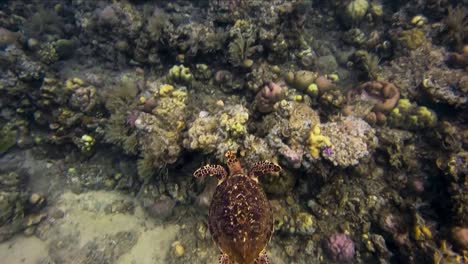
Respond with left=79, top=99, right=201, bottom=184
left=133, top=81, right=188, bottom=172
left=184, top=104, right=251, bottom=160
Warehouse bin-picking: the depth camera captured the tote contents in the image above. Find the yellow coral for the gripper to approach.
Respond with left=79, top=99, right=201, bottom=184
left=66, top=77, right=84, bottom=90
left=220, top=111, right=249, bottom=137
left=159, top=84, right=174, bottom=96
left=416, top=106, right=437, bottom=126
left=296, top=212, right=313, bottom=228
left=397, top=99, right=412, bottom=112
left=172, top=90, right=187, bottom=101
left=307, top=84, right=318, bottom=96
left=413, top=224, right=432, bottom=241
left=308, top=125, right=331, bottom=158
left=233, top=19, right=250, bottom=29
left=79, top=134, right=95, bottom=152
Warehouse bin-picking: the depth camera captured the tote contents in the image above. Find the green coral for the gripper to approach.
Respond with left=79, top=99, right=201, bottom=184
left=388, top=99, right=437, bottom=130
left=343, top=0, right=369, bottom=24
left=194, top=64, right=212, bottom=80
left=167, top=65, right=193, bottom=84
left=55, top=39, right=77, bottom=59
left=37, top=42, right=59, bottom=64
left=0, top=123, right=17, bottom=154
left=295, top=212, right=316, bottom=235
left=261, top=168, right=296, bottom=195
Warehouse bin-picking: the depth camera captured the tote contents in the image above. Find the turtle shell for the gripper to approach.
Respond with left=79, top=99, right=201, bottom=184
left=208, top=173, right=273, bottom=264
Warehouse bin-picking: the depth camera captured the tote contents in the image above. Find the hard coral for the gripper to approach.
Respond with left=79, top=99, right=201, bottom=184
left=446, top=45, right=468, bottom=68
left=307, top=125, right=331, bottom=159
left=320, top=116, right=377, bottom=167
left=388, top=99, right=438, bottom=130
left=323, top=233, right=355, bottom=262
left=255, top=81, right=285, bottom=113
left=351, top=81, right=400, bottom=112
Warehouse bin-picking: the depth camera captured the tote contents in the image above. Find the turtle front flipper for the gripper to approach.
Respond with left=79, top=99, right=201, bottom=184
left=254, top=251, right=269, bottom=264
left=248, top=161, right=281, bottom=179
left=193, top=164, right=227, bottom=181
left=219, top=252, right=233, bottom=264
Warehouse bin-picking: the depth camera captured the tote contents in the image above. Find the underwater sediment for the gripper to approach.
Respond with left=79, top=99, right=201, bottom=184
left=0, top=0, right=467, bottom=263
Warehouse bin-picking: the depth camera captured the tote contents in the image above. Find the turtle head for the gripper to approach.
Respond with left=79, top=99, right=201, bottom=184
left=225, top=151, right=244, bottom=176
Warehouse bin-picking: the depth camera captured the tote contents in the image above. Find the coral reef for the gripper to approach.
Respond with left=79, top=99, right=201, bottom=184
left=320, top=116, right=377, bottom=167
left=254, top=81, right=285, bottom=113
left=388, top=99, right=438, bottom=130
left=345, top=80, right=400, bottom=125
left=323, top=233, right=355, bottom=262
left=0, top=0, right=467, bottom=263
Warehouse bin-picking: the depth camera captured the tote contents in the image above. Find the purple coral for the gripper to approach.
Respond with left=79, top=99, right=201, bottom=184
left=323, top=233, right=355, bottom=262
left=323, top=147, right=334, bottom=156
left=255, top=81, right=285, bottom=113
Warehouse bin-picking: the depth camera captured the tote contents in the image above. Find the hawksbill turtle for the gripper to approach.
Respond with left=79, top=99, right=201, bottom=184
left=194, top=151, right=281, bottom=264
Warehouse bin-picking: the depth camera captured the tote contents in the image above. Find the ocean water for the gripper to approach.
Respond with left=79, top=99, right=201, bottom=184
left=0, top=0, right=467, bottom=263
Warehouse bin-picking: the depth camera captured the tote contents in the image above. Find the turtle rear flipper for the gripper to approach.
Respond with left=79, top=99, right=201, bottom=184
left=249, top=161, right=281, bottom=179
left=193, top=164, right=227, bottom=181
left=254, top=251, right=269, bottom=264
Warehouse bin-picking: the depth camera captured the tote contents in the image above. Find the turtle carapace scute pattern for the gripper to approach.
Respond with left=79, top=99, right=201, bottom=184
left=193, top=151, right=281, bottom=264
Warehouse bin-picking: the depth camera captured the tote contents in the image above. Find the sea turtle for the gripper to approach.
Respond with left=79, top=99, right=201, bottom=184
left=194, top=151, right=281, bottom=264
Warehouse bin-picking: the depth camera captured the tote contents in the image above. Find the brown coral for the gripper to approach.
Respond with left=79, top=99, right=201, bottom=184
left=345, top=81, right=400, bottom=125
left=351, top=81, right=400, bottom=112
left=255, top=81, right=285, bottom=113
left=447, top=45, right=468, bottom=68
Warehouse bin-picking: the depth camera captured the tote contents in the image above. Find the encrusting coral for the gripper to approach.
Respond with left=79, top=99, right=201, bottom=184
left=254, top=81, right=285, bottom=113
left=307, top=125, right=331, bottom=159
left=388, top=99, right=438, bottom=130
left=320, top=116, right=378, bottom=167
left=345, top=80, right=400, bottom=125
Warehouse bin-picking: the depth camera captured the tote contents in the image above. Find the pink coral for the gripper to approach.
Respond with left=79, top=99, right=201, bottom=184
left=255, top=81, right=285, bottom=113
left=126, top=110, right=140, bottom=127
left=279, top=146, right=302, bottom=169
left=323, top=233, right=355, bottom=262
